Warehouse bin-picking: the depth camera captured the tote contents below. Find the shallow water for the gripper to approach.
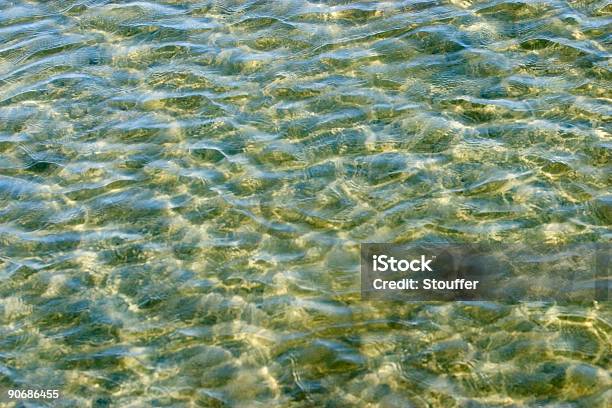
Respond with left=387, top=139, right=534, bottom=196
left=0, top=0, right=610, bottom=406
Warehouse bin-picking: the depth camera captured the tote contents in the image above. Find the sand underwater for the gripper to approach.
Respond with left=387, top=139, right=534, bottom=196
left=0, top=1, right=610, bottom=407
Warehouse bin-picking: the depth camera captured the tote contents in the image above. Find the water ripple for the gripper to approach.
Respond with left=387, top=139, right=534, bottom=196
left=0, top=0, right=610, bottom=406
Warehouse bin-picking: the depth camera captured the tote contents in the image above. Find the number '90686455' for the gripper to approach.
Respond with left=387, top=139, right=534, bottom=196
left=7, top=389, right=59, bottom=399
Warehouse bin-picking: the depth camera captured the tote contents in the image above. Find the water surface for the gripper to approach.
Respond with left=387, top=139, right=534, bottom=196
left=0, top=0, right=610, bottom=406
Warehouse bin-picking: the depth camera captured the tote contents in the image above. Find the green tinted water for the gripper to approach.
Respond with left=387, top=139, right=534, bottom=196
left=0, top=1, right=610, bottom=406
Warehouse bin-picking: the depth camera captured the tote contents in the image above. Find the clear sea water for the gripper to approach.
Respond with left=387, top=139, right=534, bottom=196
left=0, top=1, right=610, bottom=406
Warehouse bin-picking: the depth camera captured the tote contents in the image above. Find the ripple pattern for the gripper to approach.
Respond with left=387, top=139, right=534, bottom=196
left=0, top=0, right=610, bottom=406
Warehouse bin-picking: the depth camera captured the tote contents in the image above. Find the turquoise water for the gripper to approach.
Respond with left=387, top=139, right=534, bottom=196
left=0, top=0, right=610, bottom=406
